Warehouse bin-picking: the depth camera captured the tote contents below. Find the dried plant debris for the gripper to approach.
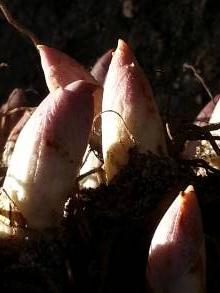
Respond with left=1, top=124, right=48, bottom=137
left=76, top=148, right=194, bottom=221
left=60, top=148, right=198, bottom=293
left=0, top=148, right=220, bottom=292
left=0, top=148, right=193, bottom=291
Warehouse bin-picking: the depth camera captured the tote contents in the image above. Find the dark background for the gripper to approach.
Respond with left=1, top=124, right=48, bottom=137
left=0, top=0, right=220, bottom=122
left=0, top=2, right=220, bottom=292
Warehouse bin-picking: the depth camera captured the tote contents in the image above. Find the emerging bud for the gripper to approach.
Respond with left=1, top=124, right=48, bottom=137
left=0, top=80, right=95, bottom=232
left=2, top=109, right=34, bottom=167
left=1, top=88, right=26, bottom=112
left=37, top=45, right=96, bottom=92
left=147, top=185, right=206, bottom=293
left=91, top=49, right=113, bottom=85
left=38, top=45, right=102, bottom=150
left=0, top=89, right=28, bottom=155
left=102, top=39, right=167, bottom=181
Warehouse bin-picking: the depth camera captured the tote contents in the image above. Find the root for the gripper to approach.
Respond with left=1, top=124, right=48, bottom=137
left=183, top=63, right=214, bottom=104
left=93, top=110, right=136, bottom=145
left=77, top=166, right=104, bottom=183
left=167, top=121, right=220, bottom=156
left=0, top=0, right=41, bottom=47
left=183, top=158, right=220, bottom=175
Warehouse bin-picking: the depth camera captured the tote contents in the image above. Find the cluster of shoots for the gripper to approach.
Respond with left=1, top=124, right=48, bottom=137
left=2, top=2, right=220, bottom=292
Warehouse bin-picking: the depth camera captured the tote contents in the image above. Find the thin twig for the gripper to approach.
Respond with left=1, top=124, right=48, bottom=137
left=206, top=132, right=220, bottom=156
left=80, top=146, right=92, bottom=169
left=202, top=122, right=220, bottom=132
left=167, top=121, right=220, bottom=155
left=184, top=158, right=220, bottom=175
left=165, top=122, right=173, bottom=141
left=185, top=123, right=220, bottom=155
left=183, top=63, right=214, bottom=104
left=91, top=147, right=104, bottom=164
left=77, top=166, right=103, bottom=183
left=0, top=187, right=22, bottom=214
left=0, top=0, right=41, bottom=47
left=0, top=188, right=27, bottom=228
left=93, top=110, right=136, bottom=145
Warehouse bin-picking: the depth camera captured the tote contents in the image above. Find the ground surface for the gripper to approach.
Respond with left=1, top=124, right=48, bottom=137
left=0, top=1, right=220, bottom=292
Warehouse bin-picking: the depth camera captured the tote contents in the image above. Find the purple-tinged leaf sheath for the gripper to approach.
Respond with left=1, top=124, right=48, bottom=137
left=1, top=80, right=95, bottom=229
left=0, top=89, right=27, bottom=154
left=91, top=49, right=114, bottom=85
left=37, top=45, right=96, bottom=91
left=0, top=88, right=26, bottom=113
left=147, top=186, right=206, bottom=293
left=37, top=45, right=102, bottom=149
left=196, top=95, right=220, bottom=127
left=2, top=109, right=34, bottom=166
left=102, top=39, right=167, bottom=181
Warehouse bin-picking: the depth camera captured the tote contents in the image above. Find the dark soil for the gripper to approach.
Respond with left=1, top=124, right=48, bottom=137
left=1, top=0, right=220, bottom=292
left=0, top=148, right=220, bottom=292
